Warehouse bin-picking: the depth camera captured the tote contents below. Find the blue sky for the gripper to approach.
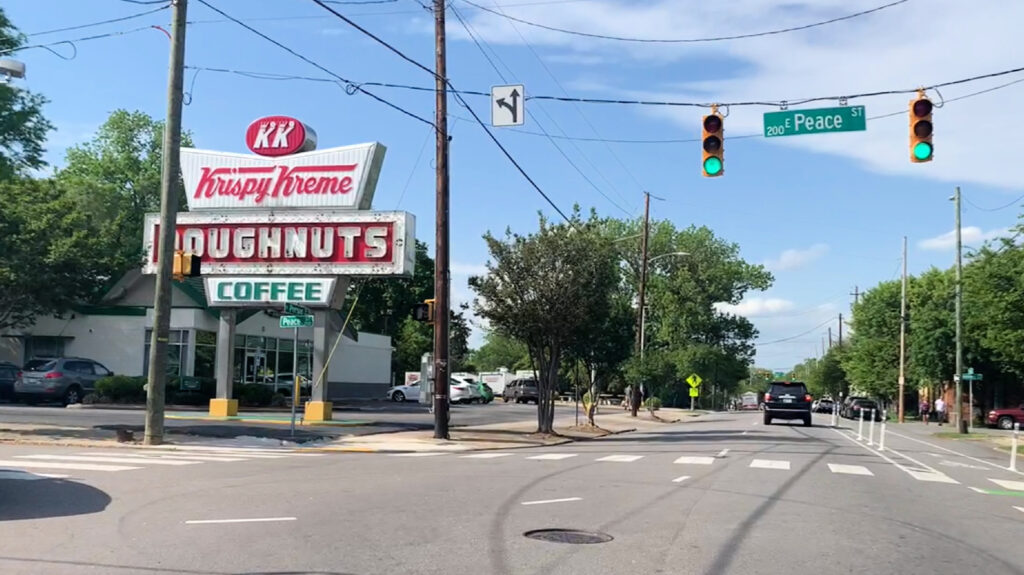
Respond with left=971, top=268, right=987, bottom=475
left=6, top=0, right=1023, bottom=370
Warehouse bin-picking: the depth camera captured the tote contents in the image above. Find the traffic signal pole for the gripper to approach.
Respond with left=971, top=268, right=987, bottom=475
left=432, top=0, right=450, bottom=439
left=144, top=0, right=188, bottom=445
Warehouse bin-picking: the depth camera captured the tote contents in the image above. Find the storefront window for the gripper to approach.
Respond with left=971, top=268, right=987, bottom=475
left=143, top=329, right=189, bottom=377
left=194, top=330, right=216, bottom=379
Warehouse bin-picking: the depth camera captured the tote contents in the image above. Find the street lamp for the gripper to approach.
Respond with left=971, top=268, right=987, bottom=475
left=0, top=59, right=26, bottom=83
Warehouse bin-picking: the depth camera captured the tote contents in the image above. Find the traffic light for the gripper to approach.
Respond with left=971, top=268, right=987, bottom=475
left=412, top=299, right=435, bottom=324
left=171, top=250, right=201, bottom=281
left=909, top=94, right=933, bottom=163
left=701, top=112, right=724, bottom=177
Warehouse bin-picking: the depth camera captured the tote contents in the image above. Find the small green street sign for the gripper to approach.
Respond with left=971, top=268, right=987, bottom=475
left=962, top=372, right=983, bottom=381
left=179, top=376, right=201, bottom=391
left=774, top=371, right=786, bottom=379
left=280, top=315, right=314, bottom=328
left=284, top=302, right=310, bottom=315
left=686, top=374, right=702, bottom=388
left=763, top=106, right=866, bottom=138
left=689, top=387, right=700, bottom=398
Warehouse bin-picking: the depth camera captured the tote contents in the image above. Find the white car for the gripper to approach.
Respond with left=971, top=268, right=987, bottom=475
left=449, top=378, right=478, bottom=404
left=386, top=381, right=420, bottom=402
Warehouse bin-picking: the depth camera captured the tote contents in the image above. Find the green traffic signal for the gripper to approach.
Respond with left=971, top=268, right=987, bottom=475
left=703, top=156, right=723, bottom=176
left=913, top=141, right=933, bottom=161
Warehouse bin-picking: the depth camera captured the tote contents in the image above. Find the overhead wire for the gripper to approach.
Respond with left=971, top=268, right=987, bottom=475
left=308, top=0, right=574, bottom=222
left=27, top=3, right=170, bottom=37
left=963, top=193, right=1024, bottom=213
left=192, top=0, right=436, bottom=128
left=448, top=1, right=633, bottom=216
left=755, top=317, right=835, bottom=347
left=459, top=0, right=910, bottom=43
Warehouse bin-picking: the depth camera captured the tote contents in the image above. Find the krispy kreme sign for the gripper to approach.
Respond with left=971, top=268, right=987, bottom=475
left=143, top=211, right=415, bottom=277
left=245, top=116, right=317, bottom=157
left=180, top=142, right=385, bottom=211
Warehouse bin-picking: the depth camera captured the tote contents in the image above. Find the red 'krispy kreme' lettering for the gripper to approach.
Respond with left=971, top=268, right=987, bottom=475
left=193, top=165, right=356, bottom=204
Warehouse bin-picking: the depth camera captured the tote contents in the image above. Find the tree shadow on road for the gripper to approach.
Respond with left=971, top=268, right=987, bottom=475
left=0, top=474, right=111, bottom=521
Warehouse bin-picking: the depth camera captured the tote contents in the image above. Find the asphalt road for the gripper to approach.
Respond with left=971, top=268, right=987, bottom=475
left=1, top=411, right=1022, bottom=574
left=0, top=401, right=577, bottom=440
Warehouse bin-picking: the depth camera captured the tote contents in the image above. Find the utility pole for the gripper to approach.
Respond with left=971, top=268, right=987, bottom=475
left=953, top=187, right=966, bottom=433
left=633, top=192, right=650, bottom=418
left=432, top=0, right=450, bottom=439
left=850, top=286, right=861, bottom=307
left=828, top=327, right=833, bottom=348
left=899, top=235, right=908, bottom=423
left=144, top=0, right=188, bottom=446
left=838, top=313, right=843, bottom=346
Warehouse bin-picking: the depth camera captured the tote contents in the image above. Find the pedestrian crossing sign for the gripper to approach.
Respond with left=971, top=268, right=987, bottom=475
left=686, top=374, right=702, bottom=388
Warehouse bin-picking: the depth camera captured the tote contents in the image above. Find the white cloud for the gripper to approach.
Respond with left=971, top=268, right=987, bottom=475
left=763, top=244, right=829, bottom=271
left=455, top=0, right=1024, bottom=189
left=918, top=226, right=1011, bottom=251
left=715, top=297, right=796, bottom=317
left=450, top=262, right=489, bottom=276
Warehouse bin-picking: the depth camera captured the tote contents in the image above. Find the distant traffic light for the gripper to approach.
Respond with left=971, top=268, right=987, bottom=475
left=909, top=94, right=933, bottom=163
left=413, top=299, right=435, bottom=324
left=702, top=112, right=724, bottom=177
left=171, top=250, right=201, bottom=281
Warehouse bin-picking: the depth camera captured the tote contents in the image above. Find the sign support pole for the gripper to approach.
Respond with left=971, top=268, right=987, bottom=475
left=432, top=0, right=451, bottom=439
left=954, top=186, right=967, bottom=433
left=290, top=326, right=299, bottom=437
left=144, top=0, right=188, bottom=445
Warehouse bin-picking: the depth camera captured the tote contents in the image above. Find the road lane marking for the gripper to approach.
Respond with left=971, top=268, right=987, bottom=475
left=674, top=456, right=715, bottom=465
left=521, top=497, right=582, bottom=506
left=527, top=454, right=578, bottom=461
left=989, top=479, right=1024, bottom=491
left=596, top=455, right=644, bottom=463
left=185, top=517, right=297, bottom=525
left=970, top=486, right=988, bottom=493
left=750, top=459, right=790, bottom=470
left=716, top=449, right=730, bottom=458
left=0, top=471, right=70, bottom=480
left=831, top=429, right=959, bottom=485
left=16, top=455, right=199, bottom=466
left=828, top=464, right=874, bottom=476
left=1015, top=506, right=1024, bottom=514
left=0, top=459, right=140, bottom=472
left=672, top=475, right=691, bottom=483
left=885, top=430, right=1024, bottom=477
left=460, top=453, right=514, bottom=459
left=741, top=430, right=750, bottom=435
left=389, top=452, right=445, bottom=457
left=85, top=451, right=247, bottom=462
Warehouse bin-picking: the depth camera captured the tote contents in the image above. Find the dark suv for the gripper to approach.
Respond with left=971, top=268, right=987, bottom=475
left=763, top=381, right=812, bottom=426
left=0, top=361, right=18, bottom=401
left=502, top=379, right=539, bottom=404
left=15, top=357, right=113, bottom=405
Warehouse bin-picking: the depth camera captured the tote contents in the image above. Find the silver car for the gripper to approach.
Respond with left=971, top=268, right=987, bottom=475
left=15, top=357, right=113, bottom=405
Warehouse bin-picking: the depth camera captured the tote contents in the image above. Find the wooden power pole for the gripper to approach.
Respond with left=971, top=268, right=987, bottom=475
left=633, top=192, right=650, bottom=417
left=899, top=235, right=908, bottom=423
left=432, top=0, right=450, bottom=439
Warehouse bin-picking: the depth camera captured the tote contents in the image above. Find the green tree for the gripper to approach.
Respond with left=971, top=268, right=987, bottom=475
left=843, top=280, right=901, bottom=400
left=394, top=317, right=432, bottom=374
left=470, top=209, right=620, bottom=433
left=0, top=8, right=52, bottom=180
left=569, top=292, right=635, bottom=424
left=470, top=331, right=531, bottom=372
left=908, top=267, right=956, bottom=387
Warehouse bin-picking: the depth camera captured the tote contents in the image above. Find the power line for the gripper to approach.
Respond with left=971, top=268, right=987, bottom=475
left=755, top=317, right=835, bottom=347
left=192, top=0, right=436, bottom=128
left=963, top=193, right=1024, bottom=213
left=459, top=0, right=910, bottom=43
left=0, top=25, right=168, bottom=59
left=28, top=3, right=169, bottom=37
left=308, top=0, right=573, bottom=222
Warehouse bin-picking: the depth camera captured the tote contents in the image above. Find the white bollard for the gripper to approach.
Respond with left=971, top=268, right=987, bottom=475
left=1011, top=423, right=1019, bottom=472
left=868, top=409, right=876, bottom=446
left=831, top=402, right=838, bottom=427
left=879, top=410, right=887, bottom=451
left=858, top=409, right=865, bottom=440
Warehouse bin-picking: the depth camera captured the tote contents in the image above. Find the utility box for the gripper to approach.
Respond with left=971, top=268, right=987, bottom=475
left=418, top=352, right=433, bottom=405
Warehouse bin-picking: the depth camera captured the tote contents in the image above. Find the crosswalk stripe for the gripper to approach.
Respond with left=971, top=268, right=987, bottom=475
left=596, top=455, right=644, bottom=463
left=989, top=479, right=1024, bottom=491
left=674, top=456, right=715, bottom=465
left=84, top=451, right=247, bottom=462
left=1014, top=506, right=1024, bottom=515
left=16, top=455, right=200, bottom=466
left=672, top=475, right=691, bottom=483
left=828, top=464, right=874, bottom=476
left=460, top=453, right=514, bottom=459
left=0, top=459, right=140, bottom=472
left=389, top=452, right=445, bottom=457
left=135, top=445, right=301, bottom=454
left=750, top=459, right=790, bottom=470
left=906, top=470, right=959, bottom=484
left=527, top=454, right=577, bottom=461
left=0, top=470, right=70, bottom=480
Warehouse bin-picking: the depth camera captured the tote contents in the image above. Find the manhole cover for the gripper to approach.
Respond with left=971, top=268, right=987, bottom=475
left=524, top=529, right=614, bottom=544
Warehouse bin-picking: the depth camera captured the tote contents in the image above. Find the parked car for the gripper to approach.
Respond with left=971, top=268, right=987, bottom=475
left=0, top=361, right=18, bottom=401
left=450, top=378, right=477, bottom=404
left=847, top=399, right=883, bottom=421
left=502, top=379, right=540, bottom=404
left=451, top=375, right=484, bottom=404
left=813, top=399, right=835, bottom=413
left=986, top=404, right=1024, bottom=430
left=841, top=396, right=868, bottom=418
left=476, top=382, right=494, bottom=404
left=763, top=381, right=812, bottom=426
left=386, top=380, right=420, bottom=402
left=14, top=357, right=113, bottom=405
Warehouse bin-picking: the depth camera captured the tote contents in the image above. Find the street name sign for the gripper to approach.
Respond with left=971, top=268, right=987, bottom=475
left=284, top=302, right=310, bottom=315
left=686, top=374, right=702, bottom=388
left=280, top=315, right=314, bottom=328
left=763, top=106, right=866, bottom=138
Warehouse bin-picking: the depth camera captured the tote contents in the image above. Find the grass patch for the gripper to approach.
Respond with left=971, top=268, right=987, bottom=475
left=933, top=432, right=988, bottom=440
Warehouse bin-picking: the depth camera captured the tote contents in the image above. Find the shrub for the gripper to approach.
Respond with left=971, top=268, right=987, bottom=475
left=95, top=376, right=147, bottom=403
left=235, top=384, right=275, bottom=407
left=270, top=393, right=288, bottom=408
left=644, top=397, right=663, bottom=411
left=82, top=393, right=99, bottom=405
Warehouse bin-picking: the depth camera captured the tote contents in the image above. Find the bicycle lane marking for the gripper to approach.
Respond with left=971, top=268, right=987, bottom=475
left=830, top=428, right=958, bottom=484
left=884, top=429, right=1024, bottom=478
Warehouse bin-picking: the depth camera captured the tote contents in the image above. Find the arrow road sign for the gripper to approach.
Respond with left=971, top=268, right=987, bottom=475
left=492, top=84, right=525, bottom=127
left=686, top=374, right=702, bottom=388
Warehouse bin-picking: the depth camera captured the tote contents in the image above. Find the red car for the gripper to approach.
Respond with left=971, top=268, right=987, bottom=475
left=986, top=404, right=1024, bottom=430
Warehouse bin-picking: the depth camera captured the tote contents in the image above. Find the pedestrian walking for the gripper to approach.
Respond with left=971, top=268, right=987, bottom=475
left=935, top=396, right=946, bottom=426
left=920, top=399, right=930, bottom=425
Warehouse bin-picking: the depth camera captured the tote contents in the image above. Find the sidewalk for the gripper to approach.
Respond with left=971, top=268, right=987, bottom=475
left=304, top=407, right=707, bottom=453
